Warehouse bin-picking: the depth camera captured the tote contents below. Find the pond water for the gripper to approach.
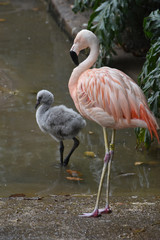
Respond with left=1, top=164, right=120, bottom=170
left=0, top=0, right=159, bottom=198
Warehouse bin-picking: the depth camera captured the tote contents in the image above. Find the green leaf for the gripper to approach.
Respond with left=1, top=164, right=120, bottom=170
left=144, top=10, right=160, bottom=42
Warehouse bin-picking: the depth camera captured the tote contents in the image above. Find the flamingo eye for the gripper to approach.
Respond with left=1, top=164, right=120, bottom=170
left=38, top=96, right=42, bottom=102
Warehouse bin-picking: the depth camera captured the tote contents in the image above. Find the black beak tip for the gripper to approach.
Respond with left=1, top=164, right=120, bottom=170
left=70, top=50, right=79, bottom=66
left=35, top=101, right=40, bottom=109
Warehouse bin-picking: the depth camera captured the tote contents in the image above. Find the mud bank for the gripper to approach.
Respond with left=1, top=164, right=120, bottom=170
left=0, top=195, right=160, bottom=239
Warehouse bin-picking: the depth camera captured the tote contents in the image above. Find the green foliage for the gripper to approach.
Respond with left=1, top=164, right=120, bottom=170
left=136, top=10, right=160, bottom=148
left=72, top=0, right=99, bottom=12
left=87, top=0, right=129, bottom=65
left=134, top=128, right=152, bottom=149
left=143, top=9, right=160, bottom=42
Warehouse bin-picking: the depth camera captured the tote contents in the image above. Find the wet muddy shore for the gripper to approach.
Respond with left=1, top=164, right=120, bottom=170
left=0, top=195, right=160, bottom=239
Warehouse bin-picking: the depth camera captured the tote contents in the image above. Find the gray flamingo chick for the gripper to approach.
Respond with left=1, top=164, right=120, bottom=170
left=35, top=90, right=86, bottom=166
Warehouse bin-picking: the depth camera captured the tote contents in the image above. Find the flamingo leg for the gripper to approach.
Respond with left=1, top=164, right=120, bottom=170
left=79, top=127, right=110, bottom=217
left=63, top=137, right=79, bottom=166
left=99, top=129, right=116, bottom=214
left=59, top=141, right=64, bottom=165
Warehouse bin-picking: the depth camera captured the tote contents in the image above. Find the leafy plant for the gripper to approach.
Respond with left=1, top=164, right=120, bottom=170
left=136, top=10, right=160, bottom=148
left=73, top=0, right=98, bottom=12
left=143, top=9, right=160, bottom=42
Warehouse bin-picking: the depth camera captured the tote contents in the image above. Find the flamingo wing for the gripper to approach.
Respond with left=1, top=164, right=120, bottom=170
left=76, top=67, right=159, bottom=140
left=77, top=67, right=141, bottom=123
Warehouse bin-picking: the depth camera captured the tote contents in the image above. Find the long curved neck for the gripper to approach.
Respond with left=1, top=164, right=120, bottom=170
left=37, top=103, right=50, bottom=115
left=68, top=43, right=99, bottom=96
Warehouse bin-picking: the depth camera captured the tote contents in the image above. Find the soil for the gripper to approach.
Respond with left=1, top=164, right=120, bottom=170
left=0, top=194, right=160, bottom=239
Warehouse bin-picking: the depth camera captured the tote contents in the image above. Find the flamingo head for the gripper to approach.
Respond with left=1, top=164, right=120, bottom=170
left=70, top=29, right=99, bottom=66
left=35, top=90, right=54, bottom=109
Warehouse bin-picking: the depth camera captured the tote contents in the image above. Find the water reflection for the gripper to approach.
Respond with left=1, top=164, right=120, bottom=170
left=0, top=0, right=159, bottom=198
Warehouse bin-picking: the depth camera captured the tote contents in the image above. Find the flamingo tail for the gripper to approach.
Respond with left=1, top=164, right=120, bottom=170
left=140, top=104, right=159, bottom=143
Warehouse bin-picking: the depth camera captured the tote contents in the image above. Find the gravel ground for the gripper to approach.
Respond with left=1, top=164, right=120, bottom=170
left=0, top=195, right=160, bottom=240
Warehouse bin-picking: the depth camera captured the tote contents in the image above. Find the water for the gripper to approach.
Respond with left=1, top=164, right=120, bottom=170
left=0, top=0, right=159, bottom=198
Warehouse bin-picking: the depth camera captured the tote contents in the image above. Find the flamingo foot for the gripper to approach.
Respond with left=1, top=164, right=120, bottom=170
left=79, top=209, right=101, bottom=218
left=99, top=206, right=112, bottom=214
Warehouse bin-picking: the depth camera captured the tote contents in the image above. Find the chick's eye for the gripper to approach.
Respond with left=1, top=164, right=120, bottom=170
left=38, top=96, right=42, bottom=102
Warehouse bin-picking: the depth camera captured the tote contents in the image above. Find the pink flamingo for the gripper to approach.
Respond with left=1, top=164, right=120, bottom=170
left=68, top=29, right=159, bottom=217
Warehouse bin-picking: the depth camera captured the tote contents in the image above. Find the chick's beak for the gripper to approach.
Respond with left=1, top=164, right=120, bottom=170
left=35, top=100, right=40, bottom=109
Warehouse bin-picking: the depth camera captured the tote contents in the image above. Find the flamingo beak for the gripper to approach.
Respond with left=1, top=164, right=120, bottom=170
left=70, top=50, right=79, bottom=66
left=35, top=100, right=40, bottom=109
